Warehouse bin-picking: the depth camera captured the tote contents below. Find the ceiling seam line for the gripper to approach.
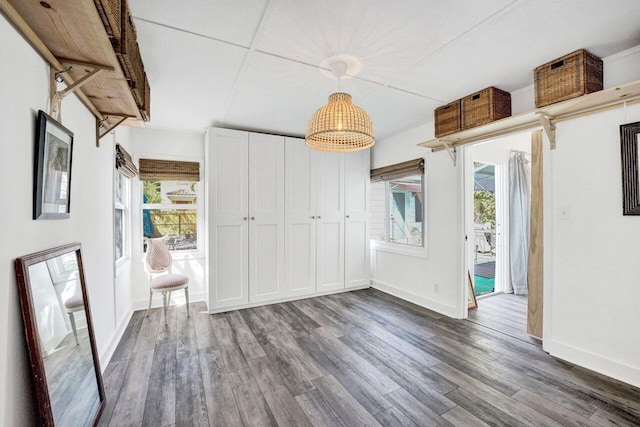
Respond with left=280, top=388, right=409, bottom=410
left=221, top=0, right=276, bottom=124
left=131, top=16, right=250, bottom=50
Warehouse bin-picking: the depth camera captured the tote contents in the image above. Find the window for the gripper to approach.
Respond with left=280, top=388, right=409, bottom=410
left=139, top=158, right=201, bottom=252
left=370, top=158, right=424, bottom=247
left=115, top=143, right=136, bottom=264
left=114, top=170, right=128, bottom=262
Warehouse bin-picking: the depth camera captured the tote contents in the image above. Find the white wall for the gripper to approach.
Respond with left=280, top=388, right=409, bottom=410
left=371, top=125, right=465, bottom=318
left=543, top=104, right=640, bottom=388
left=128, top=127, right=207, bottom=309
left=0, top=15, right=133, bottom=425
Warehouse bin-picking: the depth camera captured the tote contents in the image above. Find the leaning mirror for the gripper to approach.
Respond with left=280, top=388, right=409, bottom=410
left=620, top=121, right=640, bottom=215
left=15, top=243, right=105, bottom=426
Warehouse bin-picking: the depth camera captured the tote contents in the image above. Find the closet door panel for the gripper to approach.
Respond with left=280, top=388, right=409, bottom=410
left=249, top=133, right=285, bottom=303
left=285, top=138, right=317, bottom=297
left=316, top=151, right=345, bottom=292
left=345, top=150, right=370, bottom=288
left=208, top=129, right=249, bottom=309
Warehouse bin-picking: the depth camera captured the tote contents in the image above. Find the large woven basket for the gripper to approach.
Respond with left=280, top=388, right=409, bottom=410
left=94, top=0, right=121, bottom=39
left=434, top=100, right=461, bottom=137
left=141, top=73, right=151, bottom=122
left=534, top=49, right=603, bottom=108
left=115, top=4, right=146, bottom=109
left=462, top=87, right=511, bottom=129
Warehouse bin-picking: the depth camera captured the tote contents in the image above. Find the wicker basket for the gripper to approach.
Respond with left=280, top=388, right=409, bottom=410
left=434, top=100, right=461, bottom=137
left=94, top=0, right=121, bottom=39
left=141, top=73, right=151, bottom=121
left=534, top=49, right=603, bottom=108
left=115, top=4, right=146, bottom=107
left=462, top=87, right=511, bottom=129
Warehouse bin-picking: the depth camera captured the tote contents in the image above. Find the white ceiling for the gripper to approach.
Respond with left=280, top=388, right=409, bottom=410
left=128, top=0, right=640, bottom=140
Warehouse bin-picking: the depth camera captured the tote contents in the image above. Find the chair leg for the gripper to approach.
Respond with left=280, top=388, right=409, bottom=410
left=185, top=287, right=190, bottom=317
left=167, top=291, right=172, bottom=307
left=68, top=312, right=79, bottom=345
left=162, top=291, right=168, bottom=325
left=146, top=289, right=153, bottom=317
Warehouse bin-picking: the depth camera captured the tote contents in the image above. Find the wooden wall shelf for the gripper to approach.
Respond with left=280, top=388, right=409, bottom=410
left=0, top=0, right=146, bottom=141
left=419, top=79, right=640, bottom=153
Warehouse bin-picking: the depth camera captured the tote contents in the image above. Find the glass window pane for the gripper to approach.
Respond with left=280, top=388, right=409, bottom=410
left=142, top=209, right=197, bottom=251
left=114, top=208, right=123, bottom=259
left=115, top=171, right=125, bottom=205
left=142, top=180, right=198, bottom=204
left=388, top=176, right=423, bottom=246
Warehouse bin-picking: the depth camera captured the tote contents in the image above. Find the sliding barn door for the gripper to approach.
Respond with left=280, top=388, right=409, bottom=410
left=528, top=130, right=543, bottom=338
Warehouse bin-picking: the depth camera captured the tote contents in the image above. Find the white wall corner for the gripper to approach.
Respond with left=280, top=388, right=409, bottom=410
left=545, top=339, right=640, bottom=389
left=371, top=280, right=461, bottom=319
left=99, top=304, right=133, bottom=371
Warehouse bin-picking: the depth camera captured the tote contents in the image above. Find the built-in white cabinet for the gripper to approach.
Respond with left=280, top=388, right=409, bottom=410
left=207, top=129, right=250, bottom=309
left=316, top=151, right=345, bottom=292
left=206, top=127, right=369, bottom=312
left=284, top=137, right=318, bottom=298
left=345, top=150, right=370, bottom=288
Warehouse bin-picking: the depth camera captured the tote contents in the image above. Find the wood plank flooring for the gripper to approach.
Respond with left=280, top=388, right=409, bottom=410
left=99, top=289, right=640, bottom=426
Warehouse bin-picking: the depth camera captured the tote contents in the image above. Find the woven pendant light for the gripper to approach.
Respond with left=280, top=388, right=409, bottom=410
left=305, top=92, right=375, bottom=152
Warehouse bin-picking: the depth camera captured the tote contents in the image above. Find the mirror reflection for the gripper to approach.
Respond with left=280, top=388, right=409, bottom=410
left=28, top=251, right=100, bottom=426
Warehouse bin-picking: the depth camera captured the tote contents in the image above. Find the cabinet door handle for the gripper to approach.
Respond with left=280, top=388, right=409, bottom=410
left=346, top=214, right=350, bottom=218
left=311, top=216, right=315, bottom=219
left=251, top=216, right=255, bottom=220
left=243, top=217, right=248, bottom=220
left=317, top=216, right=321, bottom=219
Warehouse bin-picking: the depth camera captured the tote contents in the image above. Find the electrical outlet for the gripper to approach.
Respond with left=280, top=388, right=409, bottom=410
left=559, top=206, right=570, bottom=220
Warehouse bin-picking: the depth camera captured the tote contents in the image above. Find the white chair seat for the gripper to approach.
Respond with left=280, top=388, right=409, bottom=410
left=150, top=273, right=189, bottom=290
left=64, top=294, right=84, bottom=310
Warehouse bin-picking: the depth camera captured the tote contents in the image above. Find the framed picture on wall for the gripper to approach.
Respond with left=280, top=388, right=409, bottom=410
left=33, top=110, right=74, bottom=220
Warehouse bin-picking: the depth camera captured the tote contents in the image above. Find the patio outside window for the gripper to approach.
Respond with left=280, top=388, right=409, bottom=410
left=139, top=158, right=201, bottom=252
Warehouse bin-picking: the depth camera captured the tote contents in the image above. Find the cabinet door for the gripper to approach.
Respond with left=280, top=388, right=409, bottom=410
left=208, top=128, right=249, bottom=309
left=284, top=138, right=317, bottom=298
left=316, top=151, right=345, bottom=292
left=248, top=133, right=285, bottom=303
left=345, top=150, right=370, bottom=288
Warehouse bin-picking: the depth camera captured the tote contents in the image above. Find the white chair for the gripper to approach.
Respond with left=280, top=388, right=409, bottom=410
left=144, top=237, right=190, bottom=324
left=64, top=294, right=84, bottom=345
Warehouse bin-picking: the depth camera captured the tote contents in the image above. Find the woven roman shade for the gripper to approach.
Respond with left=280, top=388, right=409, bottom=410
left=370, top=158, right=424, bottom=182
left=115, top=144, right=138, bottom=178
left=138, top=158, right=200, bottom=181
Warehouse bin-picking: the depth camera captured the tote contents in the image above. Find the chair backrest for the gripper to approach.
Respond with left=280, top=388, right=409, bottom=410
left=145, top=237, right=172, bottom=273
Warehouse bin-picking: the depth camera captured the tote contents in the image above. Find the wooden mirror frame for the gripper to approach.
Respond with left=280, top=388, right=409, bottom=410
left=621, top=121, right=640, bottom=215
left=14, top=243, right=105, bottom=426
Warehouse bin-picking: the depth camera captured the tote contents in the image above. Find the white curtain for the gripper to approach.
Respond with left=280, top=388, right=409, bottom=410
left=509, top=151, right=530, bottom=295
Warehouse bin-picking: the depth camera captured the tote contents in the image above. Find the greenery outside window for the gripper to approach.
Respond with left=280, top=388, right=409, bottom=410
left=141, top=180, right=199, bottom=251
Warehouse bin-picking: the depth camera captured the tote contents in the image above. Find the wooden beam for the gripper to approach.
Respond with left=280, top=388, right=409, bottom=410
left=528, top=130, right=544, bottom=338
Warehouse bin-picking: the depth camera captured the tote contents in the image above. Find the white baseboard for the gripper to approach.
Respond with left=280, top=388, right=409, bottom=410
left=545, top=339, right=640, bottom=389
left=370, top=279, right=460, bottom=319
left=133, top=291, right=207, bottom=311
left=99, top=304, right=133, bottom=371
left=207, top=285, right=370, bottom=314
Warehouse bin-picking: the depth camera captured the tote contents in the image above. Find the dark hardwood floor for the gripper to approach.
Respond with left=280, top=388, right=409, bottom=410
left=466, top=293, right=539, bottom=344
left=98, top=289, right=640, bottom=426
